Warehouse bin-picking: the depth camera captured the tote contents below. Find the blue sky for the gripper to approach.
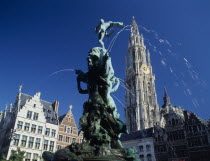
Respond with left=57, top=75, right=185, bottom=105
left=0, top=0, right=210, bottom=125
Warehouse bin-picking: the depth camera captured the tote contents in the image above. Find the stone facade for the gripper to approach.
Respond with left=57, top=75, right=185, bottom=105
left=0, top=87, right=59, bottom=161
left=56, top=106, right=83, bottom=150
left=121, top=128, right=156, bottom=161
left=125, top=17, right=160, bottom=132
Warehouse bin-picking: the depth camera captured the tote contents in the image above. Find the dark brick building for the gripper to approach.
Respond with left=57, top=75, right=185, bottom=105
left=154, top=89, right=210, bottom=161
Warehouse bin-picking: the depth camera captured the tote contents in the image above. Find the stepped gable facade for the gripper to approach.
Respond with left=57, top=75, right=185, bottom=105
left=0, top=87, right=59, bottom=161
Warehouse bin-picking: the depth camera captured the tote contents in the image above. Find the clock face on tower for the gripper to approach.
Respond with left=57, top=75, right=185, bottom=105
left=141, top=64, right=150, bottom=74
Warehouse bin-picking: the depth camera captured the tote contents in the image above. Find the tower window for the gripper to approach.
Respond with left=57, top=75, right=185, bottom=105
left=148, top=83, right=151, bottom=93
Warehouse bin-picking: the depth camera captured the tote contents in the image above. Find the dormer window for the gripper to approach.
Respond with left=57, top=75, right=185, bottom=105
left=68, top=117, right=71, bottom=122
left=33, top=104, right=36, bottom=108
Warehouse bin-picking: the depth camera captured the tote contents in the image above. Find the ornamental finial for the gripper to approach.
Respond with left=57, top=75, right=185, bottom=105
left=69, top=105, right=73, bottom=110
left=19, top=84, right=23, bottom=93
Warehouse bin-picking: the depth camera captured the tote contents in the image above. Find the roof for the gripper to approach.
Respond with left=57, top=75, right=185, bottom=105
left=20, top=93, right=58, bottom=125
left=187, top=111, right=208, bottom=125
left=120, top=127, right=154, bottom=142
left=58, top=114, right=66, bottom=124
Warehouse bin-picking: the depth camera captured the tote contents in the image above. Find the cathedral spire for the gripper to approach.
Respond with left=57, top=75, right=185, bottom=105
left=131, top=16, right=139, bottom=36
left=162, top=87, right=171, bottom=108
left=125, top=18, right=160, bottom=132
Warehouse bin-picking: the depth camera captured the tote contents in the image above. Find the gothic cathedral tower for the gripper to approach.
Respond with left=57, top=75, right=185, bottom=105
left=125, top=17, right=160, bottom=132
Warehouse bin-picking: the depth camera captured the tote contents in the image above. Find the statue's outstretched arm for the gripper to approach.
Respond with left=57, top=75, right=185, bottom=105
left=110, top=21, right=124, bottom=28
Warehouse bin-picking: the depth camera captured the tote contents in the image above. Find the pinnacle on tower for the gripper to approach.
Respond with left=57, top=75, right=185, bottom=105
left=147, top=50, right=151, bottom=66
left=131, top=16, right=139, bottom=36
left=162, top=87, right=171, bottom=108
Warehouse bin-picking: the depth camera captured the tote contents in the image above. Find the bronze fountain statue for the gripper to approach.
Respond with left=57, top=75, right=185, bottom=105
left=42, top=19, right=140, bottom=161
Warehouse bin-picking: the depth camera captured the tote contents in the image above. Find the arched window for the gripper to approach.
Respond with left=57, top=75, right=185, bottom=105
left=139, top=155, right=144, bottom=161
left=146, top=145, right=151, bottom=151
left=148, top=82, right=151, bottom=93
left=147, top=154, right=152, bottom=161
left=70, top=127, right=73, bottom=134
left=67, top=128, right=70, bottom=133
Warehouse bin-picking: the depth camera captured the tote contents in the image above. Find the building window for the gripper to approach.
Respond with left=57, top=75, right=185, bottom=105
left=32, top=153, right=38, bottom=161
left=49, top=141, right=54, bottom=151
left=139, top=155, right=144, bottom=161
left=44, top=140, right=49, bottom=150
left=33, top=112, right=39, bottom=120
left=57, top=145, right=62, bottom=150
left=68, top=117, right=71, bottom=122
left=147, top=154, right=152, bottom=161
left=139, top=145, right=143, bottom=152
left=17, top=121, right=23, bottom=130
left=45, top=128, right=50, bottom=136
left=13, top=134, right=20, bottom=146
left=72, top=138, right=76, bottom=143
left=27, top=111, right=32, bottom=119
left=28, top=137, right=34, bottom=148
left=33, top=104, right=36, bottom=108
left=67, top=127, right=73, bottom=134
left=51, top=129, right=56, bottom=137
left=24, top=123, right=30, bottom=131
left=193, top=125, right=198, bottom=133
left=31, top=124, right=36, bottom=133
left=21, top=135, right=27, bottom=147
left=64, top=126, right=67, bottom=132
left=146, top=145, right=151, bottom=151
left=38, top=126, right=43, bottom=134
left=58, top=135, right=63, bottom=142
left=172, top=118, right=175, bottom=126
left=80, top=139, right=83, bottom=143
left=35, top=138, right=41, bottom=149
left=67, top=127, right=70, bottom=133
left=25, top=153, right=31, bottom=161
left=66, top=137, right=70, bottom=143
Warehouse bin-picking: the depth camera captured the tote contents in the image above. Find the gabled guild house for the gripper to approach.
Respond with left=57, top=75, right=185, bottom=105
left=0, top=86, right=59, bottom=161
left=56, top=105, right=83, bottom=150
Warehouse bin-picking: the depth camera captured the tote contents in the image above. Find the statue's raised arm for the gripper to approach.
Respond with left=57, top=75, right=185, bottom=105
left=109, top=21, right=124, bottom=28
